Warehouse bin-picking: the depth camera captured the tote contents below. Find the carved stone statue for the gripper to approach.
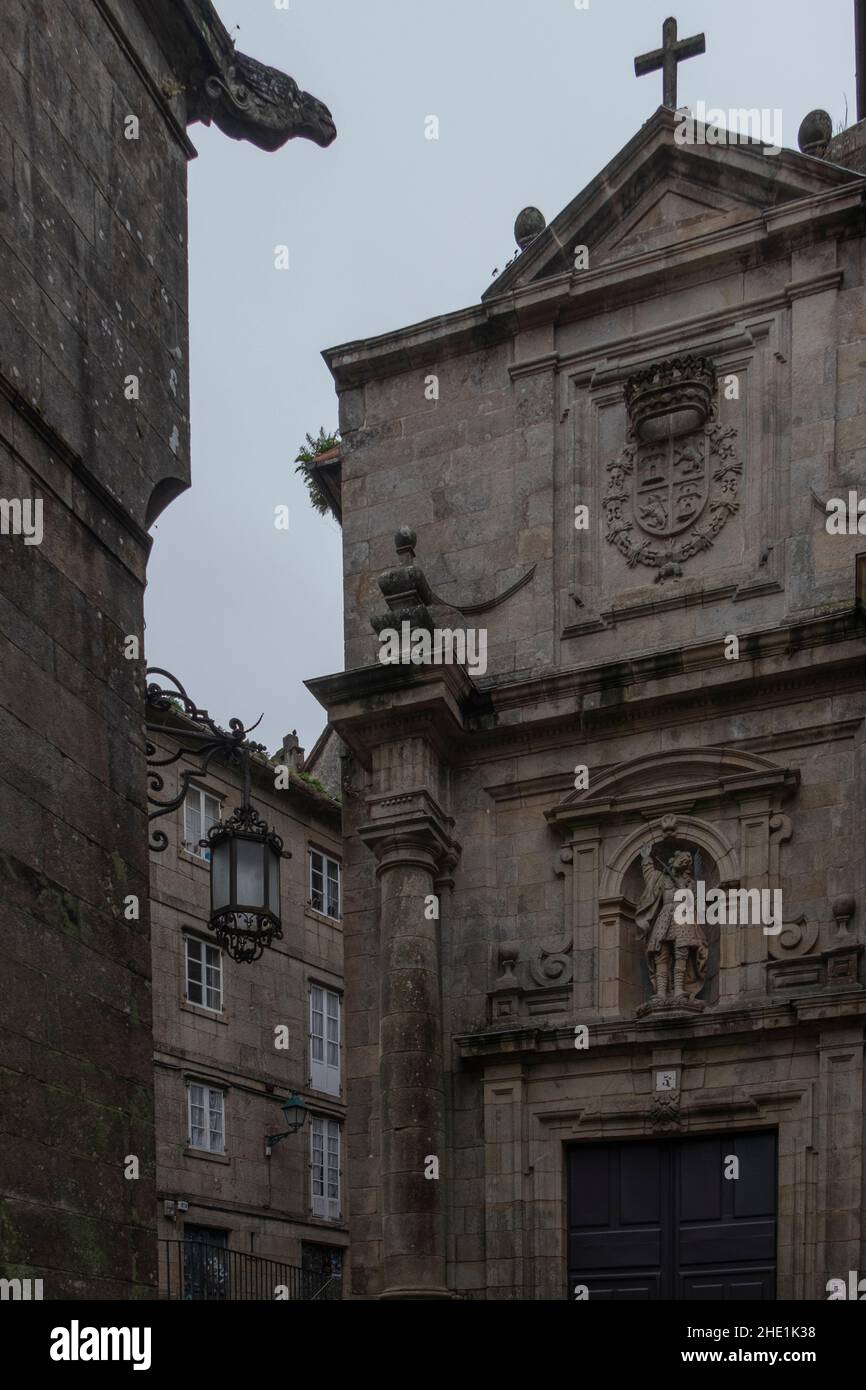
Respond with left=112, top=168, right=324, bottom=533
left=635, top=843, right=708, bottom=1009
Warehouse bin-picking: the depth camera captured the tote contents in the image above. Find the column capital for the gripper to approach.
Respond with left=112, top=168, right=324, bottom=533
left=305, top=661, right=478, bottom=771
left=359, top=790, right=461, bottom=877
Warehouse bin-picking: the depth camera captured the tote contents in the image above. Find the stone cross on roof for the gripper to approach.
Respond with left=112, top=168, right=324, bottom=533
left=634, top=15, right=706, bottom=110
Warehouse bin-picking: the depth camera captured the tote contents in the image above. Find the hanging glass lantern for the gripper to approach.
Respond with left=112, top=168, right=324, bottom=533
left=206, top=803, right=284, bottom=963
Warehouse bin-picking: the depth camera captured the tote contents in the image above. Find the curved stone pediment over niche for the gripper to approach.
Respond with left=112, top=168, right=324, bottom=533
left=546, top=745, right=799, bottom=837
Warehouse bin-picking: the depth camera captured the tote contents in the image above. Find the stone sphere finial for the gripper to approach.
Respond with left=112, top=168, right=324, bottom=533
left=514, top=206, right=546, bottom=252
left=798, top=110, right=832, bottom=155
left=832, top=894, right=856, bottom=934
left=497, top=941, right=520, bottom=982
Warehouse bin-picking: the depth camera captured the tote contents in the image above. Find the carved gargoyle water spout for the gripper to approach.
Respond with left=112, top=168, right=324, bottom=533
left=201, top=52, right=336, bottom=151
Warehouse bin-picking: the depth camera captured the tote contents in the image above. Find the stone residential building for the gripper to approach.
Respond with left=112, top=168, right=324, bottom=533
left=0, top=0, right=333, bottom=1298
left=310, top=30, right=866, bottom=1298
left=148, top=714, right=347, bottom=1298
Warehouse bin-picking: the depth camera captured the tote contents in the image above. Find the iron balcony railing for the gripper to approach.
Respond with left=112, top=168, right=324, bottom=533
left=160, top=1240, right=341, bottom=1301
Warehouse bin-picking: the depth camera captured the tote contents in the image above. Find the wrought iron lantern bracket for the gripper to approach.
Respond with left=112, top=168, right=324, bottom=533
left=145, top=668, right=288, bottom=963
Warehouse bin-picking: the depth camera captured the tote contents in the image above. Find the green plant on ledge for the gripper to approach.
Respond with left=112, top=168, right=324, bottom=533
left=295, top=770, right=328, bottom=795
left=294, top=427, right=339, bottom=516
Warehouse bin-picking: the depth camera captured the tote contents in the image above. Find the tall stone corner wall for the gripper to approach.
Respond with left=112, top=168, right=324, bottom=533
left=0, top=0, right=193, bottom=1298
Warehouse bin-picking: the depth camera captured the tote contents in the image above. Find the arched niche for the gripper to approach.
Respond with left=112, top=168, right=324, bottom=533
left=596, top=817, right=740, bottom=1019
left=600, top=816, right=740, bottom=899
left=605, top=824, right=735, bottom=1016
left=545, top=745, right=796, bottom=1018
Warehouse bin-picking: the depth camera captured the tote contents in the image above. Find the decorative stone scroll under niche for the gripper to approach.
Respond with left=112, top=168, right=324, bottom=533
left=766, top=897, right=862, bottom=992
left=489, top=930, right=574, bottom=1024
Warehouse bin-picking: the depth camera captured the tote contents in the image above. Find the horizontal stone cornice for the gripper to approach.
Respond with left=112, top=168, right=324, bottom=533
left=306, top=661, right=479, bottom=767
left=554, top=279, right=841, bottom=391
left=530, top=1083, right=811, bottom=1133
left=310, top=612, right=866, bottom=770
left=94, top=0, right=198, bottom=156
left=324, top=185, right=862, bottom=389
left=455, top=994, right=866, bottom=1064
left=478, top=605, right=866, bottom=724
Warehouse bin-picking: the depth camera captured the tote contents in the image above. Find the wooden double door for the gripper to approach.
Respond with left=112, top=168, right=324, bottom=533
left=567, top=1131, right=777, bottom=1300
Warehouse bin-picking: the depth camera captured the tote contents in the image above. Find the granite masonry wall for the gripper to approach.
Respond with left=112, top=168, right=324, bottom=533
left=0, top=0, right=192, bottom=1298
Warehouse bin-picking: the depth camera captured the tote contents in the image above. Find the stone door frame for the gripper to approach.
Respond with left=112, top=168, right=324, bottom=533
left=519, top=1043, right=862, bottom=1303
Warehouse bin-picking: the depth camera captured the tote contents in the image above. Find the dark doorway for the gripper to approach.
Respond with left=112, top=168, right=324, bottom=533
left=567, top=1131, right=776, bottom=1300
left=182, top=1224, right=229, bottom=1301
left=301, top=1242, right=343, bottom=1300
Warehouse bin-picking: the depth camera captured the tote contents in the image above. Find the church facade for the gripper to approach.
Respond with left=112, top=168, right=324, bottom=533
left=312, top=102, right=866, bottom=1299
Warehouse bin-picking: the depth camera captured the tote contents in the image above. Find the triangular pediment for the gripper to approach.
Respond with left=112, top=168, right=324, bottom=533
left=485, top=107, right=861, bottom=298
left=600, top=183, right=749, bottom=260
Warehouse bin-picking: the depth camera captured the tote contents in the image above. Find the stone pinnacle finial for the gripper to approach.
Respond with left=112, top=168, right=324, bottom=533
left=371, top=526, right=434, bottom=637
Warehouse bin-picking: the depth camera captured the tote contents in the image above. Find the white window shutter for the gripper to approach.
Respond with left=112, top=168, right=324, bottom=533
left=184, top=794, right=201, bottom=848
left=310, top=987, right=327, bottom=1092
left=325, top=993, right=341, bottom=1097
left=311, top=1117, right=326, bottom=1217
left=327, top=1120, right=341, bottom=1220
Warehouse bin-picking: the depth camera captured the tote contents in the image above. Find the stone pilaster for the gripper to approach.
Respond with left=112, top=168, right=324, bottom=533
left=307, top=644, right=475, bottom=1299
left=360, top=793, right=460, bottom=1299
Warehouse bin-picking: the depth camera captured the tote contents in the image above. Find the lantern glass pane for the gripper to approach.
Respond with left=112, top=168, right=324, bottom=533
left=211, top=839, right=230, bottom=911
left=268, top=846, right=281, bottom=917
left=236, top=836, right=262, bottom=909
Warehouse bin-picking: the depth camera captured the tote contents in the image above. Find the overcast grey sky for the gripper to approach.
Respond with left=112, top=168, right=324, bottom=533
left=144, top=0, right=856, bottom=756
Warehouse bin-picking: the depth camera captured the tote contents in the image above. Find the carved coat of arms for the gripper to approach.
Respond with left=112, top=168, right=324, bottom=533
left=603, top=357, right=742, bottom=582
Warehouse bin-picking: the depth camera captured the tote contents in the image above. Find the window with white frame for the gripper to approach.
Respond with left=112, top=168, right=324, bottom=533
left=183, top=786, right=221, bottom=861
left=310, top=986, right=341, bottom=1095
left=311, top=1116, right=341, bottom=1220
left=185, top=937, right=223, bottom=1013
left=187, top=1082, right=225, bottom=1154
left=309, top=848, right=341, bottom=920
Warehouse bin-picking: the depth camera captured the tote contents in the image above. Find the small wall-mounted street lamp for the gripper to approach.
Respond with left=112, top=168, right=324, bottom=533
left=265, top=1093, right=309, bottom=1157
left=145, top=668, right=289, bottom=964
